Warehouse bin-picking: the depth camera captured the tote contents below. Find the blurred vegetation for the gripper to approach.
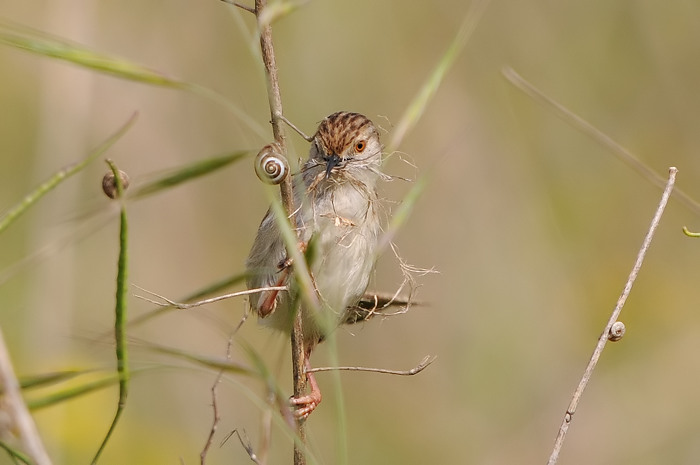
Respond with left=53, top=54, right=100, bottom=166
left=2, top=0, right=700, bottom=464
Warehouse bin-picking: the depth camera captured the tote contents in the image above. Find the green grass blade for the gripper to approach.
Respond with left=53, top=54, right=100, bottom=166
left=0, top=114, right=136, bottom=234
left=237, top=340, right=292, bottom=399
left=502, top=67, right=700, bottom=217
left=91, top=160, right=130, bottom=465
left=20, top=369, right=90, bottom=390
left=146, top=343, right=256, bottom=376
left=267, top=193, right=318, bottom=311
left=388, top=0, right=491, bottom=152
left=186, top=86, right=269, bottom=140
left=0, top=440, right=33, bottom=464
left=379, top=174, right=429, bottom=252
left=257, top=0, right=310, bottom=28
left=26, top=374, right=120, bottom=410
left=0, top=20, right=187, bottom=88
left=129, top=151, right=251, bottom=199
left=0, top=20, right=267, bottom=138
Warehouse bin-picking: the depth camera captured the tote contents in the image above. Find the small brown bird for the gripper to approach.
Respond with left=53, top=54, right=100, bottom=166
left=246, top=111, right=384, bottom=419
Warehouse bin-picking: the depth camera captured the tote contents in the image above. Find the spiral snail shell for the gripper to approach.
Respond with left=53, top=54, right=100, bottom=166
left=255, top=143, right=289, bottom=185
left=608, top=321, right=626, bottom=342
left=102, top=169, right=130, bottom=199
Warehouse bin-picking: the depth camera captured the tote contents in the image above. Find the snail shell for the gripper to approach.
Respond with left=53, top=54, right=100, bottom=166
left=254, top=143, right=289, bottom=185
left=608, top=321, right=626, bottom=342
left=102, top=169, right=130, bottom=199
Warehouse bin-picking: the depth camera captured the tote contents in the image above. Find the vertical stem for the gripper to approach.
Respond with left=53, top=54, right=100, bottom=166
left=257, top=9, right=295, bottom=213
left=291, top=319, right=307, bottom=464
left=253, top=1, right=307, bottom=463
left=92, top=160, right=130, bottom=465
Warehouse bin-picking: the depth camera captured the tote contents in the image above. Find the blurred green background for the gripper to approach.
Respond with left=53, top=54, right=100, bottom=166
left=2, top=0, right=700, bottom=464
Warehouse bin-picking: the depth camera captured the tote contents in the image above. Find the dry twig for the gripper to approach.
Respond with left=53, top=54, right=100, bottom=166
left=220, top=0, right=256, bottom=14
left=200, top=338, right=234, bottom=465
left=307, top=355, right=436, bottom=376
left=546, top=167, right=677, bottom=465
left=248, top=1, right=308, bottom=463
left=134, top=285, right=287, bottom=309
left=230, top=430, right=261, bottom=464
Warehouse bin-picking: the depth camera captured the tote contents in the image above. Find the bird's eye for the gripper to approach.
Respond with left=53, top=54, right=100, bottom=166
left=355, top=140, right=366, bottom=153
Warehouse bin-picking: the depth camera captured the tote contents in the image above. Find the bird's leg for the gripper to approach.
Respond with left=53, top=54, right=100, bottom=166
left=290, top=347, right=321, bottom=420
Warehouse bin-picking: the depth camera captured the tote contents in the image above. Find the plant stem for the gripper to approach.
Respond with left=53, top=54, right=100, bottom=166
left=253, top=1, right=307, bottom=463
left=546, top=167, right=677, bottom=464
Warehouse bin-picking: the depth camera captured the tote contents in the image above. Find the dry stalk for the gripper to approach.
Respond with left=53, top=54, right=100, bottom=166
left=307, top=355, right=436, bottom=375
left=240, top=1, right=308, bottom=463
left=134, top=285, right=287, bottom=309
left=200, top=338, right=234, bottom=464
left=546, top=167, right=677, bottom=464
left=0, top=327, right=52, bottom=465
left=229, top=429, right=261, bottom=464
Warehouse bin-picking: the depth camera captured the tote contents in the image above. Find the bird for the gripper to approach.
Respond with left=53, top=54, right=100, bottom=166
left=246, top=111, right=384, bottom=419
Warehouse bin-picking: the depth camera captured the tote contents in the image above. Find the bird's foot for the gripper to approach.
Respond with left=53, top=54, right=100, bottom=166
left=290, top=367, right=321, bottom=420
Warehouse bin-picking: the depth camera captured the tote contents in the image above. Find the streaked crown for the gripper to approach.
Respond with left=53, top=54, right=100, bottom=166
left=313, top=112, right=380, bottom=159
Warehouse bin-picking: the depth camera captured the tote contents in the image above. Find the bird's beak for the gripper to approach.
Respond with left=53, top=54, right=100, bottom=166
left=324, top=154, right=342, bottom=179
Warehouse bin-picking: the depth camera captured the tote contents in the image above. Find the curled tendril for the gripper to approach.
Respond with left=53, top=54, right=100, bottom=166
left=255, top=143, right=289, bottom=184
left=608, top=321, right=626, bottom=342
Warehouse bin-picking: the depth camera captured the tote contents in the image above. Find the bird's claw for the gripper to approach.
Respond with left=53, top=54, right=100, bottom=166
left=290, top=389, right=322, bottom=421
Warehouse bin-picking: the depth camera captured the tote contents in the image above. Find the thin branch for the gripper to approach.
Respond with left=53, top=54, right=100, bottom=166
left=220, top=0, right=256, bottom=14
left=344, top=290, right=424, bottom=324
left=232, top=304, right=253, bottom=336
left=546, top=167, right=677, bottom=465
left=290, top=314, right=307, bottom=465
left=279, top=114, right=313, bottom=142
left=307, top=355, right=436, bottom=376
left=252, top=1, right=308, bottom=463
left=200, top=377, right=221, bottom=464
left=200, top=338, right=233, bottom=465
left=229, top=429, right=260, bottom=465
left=134, top=285, right=287, bottom=309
